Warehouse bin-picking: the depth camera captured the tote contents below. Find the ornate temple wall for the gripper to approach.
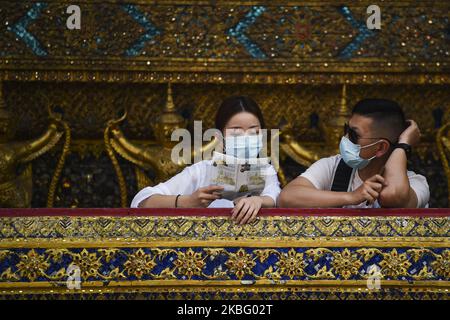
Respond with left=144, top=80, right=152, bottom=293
left=0, top=1, right=449, bottom=207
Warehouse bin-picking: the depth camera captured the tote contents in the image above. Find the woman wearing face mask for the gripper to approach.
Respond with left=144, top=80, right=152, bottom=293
left=131, top=96, right=281, bottom=224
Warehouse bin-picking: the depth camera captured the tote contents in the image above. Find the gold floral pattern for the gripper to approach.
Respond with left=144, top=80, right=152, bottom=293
left=0, top=246, right=447, bottom=295
left=0, top=250, right=10, bottom=262
left=124, top=249, right=156, bottom=279
left=331, top=249, right=363, bottom=280
left=277, top=249, right=307, bottom=279
left=379, top=249, right=412, bottom=278
left=16, top=249, right=50, bottom=282
left=431, top=250, right=450, bottom=278
left=0, top=214, right=447, bottom=300
left=72, top=249, right=102, bottom=280
left=174, top=249, right=205, bottom=279
left=225, top=249, right=256, bottom=280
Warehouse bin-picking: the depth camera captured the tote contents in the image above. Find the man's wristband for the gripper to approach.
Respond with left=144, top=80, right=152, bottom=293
left=394, top=143, right=412, bottom=156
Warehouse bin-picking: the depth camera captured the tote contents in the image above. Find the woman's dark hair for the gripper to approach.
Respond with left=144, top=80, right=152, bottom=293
left=215, top=96, right=265, bottom=132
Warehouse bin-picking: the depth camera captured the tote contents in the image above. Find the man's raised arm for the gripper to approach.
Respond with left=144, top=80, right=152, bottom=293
left=379, top=120, right=420, bottom=208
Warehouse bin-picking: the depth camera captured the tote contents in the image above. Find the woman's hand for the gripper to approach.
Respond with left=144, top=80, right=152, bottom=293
left=231, top=196, right=263, bottom=225
left=179, top=185, right=224, bottom=207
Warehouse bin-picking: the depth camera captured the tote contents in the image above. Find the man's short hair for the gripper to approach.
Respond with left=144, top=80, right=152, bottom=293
left=352, top=99, right=407, bottom=143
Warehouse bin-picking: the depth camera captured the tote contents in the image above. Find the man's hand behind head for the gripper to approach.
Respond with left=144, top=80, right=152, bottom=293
left=398, top=119, right=421, bottom=146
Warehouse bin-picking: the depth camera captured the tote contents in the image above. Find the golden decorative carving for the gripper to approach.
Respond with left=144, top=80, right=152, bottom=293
left=275, top=85, right=350, bottom=180
left=104, top=111, right=129, bottom=207
left=321, top=84, right=351, bottom=154
left=1, top=71, right=449, bottom=85
left=105, top=83, right=218, bottom=197
left=104, top=83, right=188, bottom=199
left=47, top=109, right=71, bottom=208
left=0, top=82, right=65, bottom=207
left=0, top=212, right=448, bottom=299
left=437, top=122, right=450, bottom=203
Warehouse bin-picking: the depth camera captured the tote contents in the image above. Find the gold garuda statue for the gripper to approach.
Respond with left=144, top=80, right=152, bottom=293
left=105, top=83, right=217, bottom=204
left=0, top=82, right=65, bottom=207
left=437, top=120, right=450, bottom=203
left=273, top=85, right=349, bottom=185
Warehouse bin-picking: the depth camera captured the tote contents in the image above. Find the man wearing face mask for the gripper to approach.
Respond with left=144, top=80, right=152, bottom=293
left=279, top=99, right=430, bottom=208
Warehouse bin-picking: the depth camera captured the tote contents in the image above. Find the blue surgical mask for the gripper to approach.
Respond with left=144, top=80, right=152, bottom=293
left=339, top=136, right=380, bottom=169
left=225, top=134, right=263, bottom=159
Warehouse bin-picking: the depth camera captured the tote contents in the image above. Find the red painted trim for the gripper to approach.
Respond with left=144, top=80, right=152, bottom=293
left=0, top=208, right=448, bottom=217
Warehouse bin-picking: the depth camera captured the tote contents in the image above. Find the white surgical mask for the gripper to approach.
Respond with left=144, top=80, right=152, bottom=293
left=225, top=134, right=263, bottom=159
left=339, top=136, right=380, bottom=169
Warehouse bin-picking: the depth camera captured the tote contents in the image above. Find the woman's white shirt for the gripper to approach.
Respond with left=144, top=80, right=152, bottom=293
left=130, top=160, right=281, bottom=208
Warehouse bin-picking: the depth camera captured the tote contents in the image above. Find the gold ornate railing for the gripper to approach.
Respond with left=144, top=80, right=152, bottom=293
left=0, top=208, right=448, bottom=300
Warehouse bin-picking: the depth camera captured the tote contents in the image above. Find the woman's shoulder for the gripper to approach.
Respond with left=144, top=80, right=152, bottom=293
left=190, top=159, right=214, bottom=167
left=182, top=159, right=214, bottom=173
left=266, top=163, right=278, bottom=174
